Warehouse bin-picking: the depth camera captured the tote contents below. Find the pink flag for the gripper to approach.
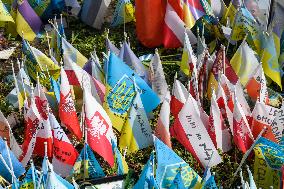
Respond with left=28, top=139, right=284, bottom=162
left=208, top=91, right=231, bottom=152
left=59, top=68, right=82, bottom=140
left=155, top=92, right=172, bottom=148
left=50, top=113, right=79, bottom=177
left=84, top=90, right=115, bottom=167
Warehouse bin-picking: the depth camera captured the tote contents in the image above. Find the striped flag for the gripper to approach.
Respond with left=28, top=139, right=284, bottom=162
left=80, top=0, right=111, bottom=29
left=111, top=0, right=135, bottom=27
left=15, top=0, right=42, bottom=41
left=0, top=0, right=14, bottom=23
left=163, top=0, right=197, bottom=48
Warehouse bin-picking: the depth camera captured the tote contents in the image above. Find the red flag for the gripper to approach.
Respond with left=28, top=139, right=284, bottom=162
left=84, top=90, right=115, bottom=167
left=251, top=102, right=278, bottom=142
left=155, top=92, right=172, bottom=148
left=50, top=113, right=79, bottom=177
left=20, top=96, right=42, bottom=167
left=170, top=78, right=188, bottom=118
left=233, top=95, right=254, bottom=153
left=208, top=91, right=232, bottom=152
left=34, top=82, right=53, bottom=158
left=59, top=69, right=82, bottom=140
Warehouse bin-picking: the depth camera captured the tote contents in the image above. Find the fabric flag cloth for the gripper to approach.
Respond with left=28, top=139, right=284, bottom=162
left=251, top=102, right=278, bottom=142
left=201, top=175, right=218, bottom=189
left=133, top=152, right=159, bottom=189
left=154, top=136, right=202, bottom=188
left=46, top=169, right=74, bottom=189
left=233, top=95, right=254, bottom=153
left=83, top=56, right=105, bottom=84
left=22, top=39, right=60, bottom=87
left=64, top=55, right=102, bottom=104
left=62, top=37, right=88, bottom=68
left=208, top=91, right=231, bottom=152
left=271, top=103, right=284, bottom=142
left=0, top=137, right=25, bottom=183
left=104, top=53, right=160, bottom=131
left=84, top=90, right=115, bottom=167
left=15, top=0, right=42, bottom=41
left=80, top=0, right=111, bottom=29
left=210, top=0, right=226, bottom=19
left=34, top=81, right=53, bottom=158
left=0, top=0, right=14, bottom=23
left=260, top=32, right=282, bottom=89
left=254, top=137, right=284, bottom=170
left=111, top=0, right=135, bottom=26
left=155, top=91, right=172, bottom=148
left=149, top=51, right=168, bottom=101
left=135, top=0, right=166, bottom=47
left=163, top=0, right=197, bottom=48
left=253, top=146, right=281, bottom=189
left=180, top=31, right=197, bottom=76
left=19, top=163, right=39, bottom=188
left=50, top=78, right=60, bottom=103
left=178, top=93, right=222, bottom=167
left=245, top=63, right=268, bottom=103
left=230, top=41, right=260, bottom=86
left=0, top=110, right=22, bottom=158
left=50, top=113, right=79, bottom=177
left=71, top=143, right=105, bottom=180
left=111, top=140, right=128, bottom=175
left=106, top=38, right=120, bottom=55
left=118, top=41, right=149, bottom=82
left=170, top=77, right=189, bottom=118
left=59, top=68, right=82, bottom=140
left=119, top=88, right=153, bottom=153
left=169, top=169, right=186, bottom=189
left=183, top=0, right=206, bottom=29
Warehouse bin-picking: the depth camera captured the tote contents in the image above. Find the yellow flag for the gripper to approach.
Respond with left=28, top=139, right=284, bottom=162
left=0, top=0, right=14, bottom=22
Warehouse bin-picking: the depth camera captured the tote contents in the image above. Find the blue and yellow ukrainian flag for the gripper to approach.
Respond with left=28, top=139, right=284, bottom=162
left=104, top=53, right=160, bottom=132
left=0, top=0, right=14, bottom=24
left=111, top=140, right=128, bottom=175
left=111, top=0, right=135, bottom=26
left=71, top=144, right=105, bottom=180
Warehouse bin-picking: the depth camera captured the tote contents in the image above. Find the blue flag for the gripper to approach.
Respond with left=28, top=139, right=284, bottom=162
left=201, top=175, right=218, bottom=189
left=118, top=42, right=149, bottom=83
left=133, top=152, right=159, bottom=189
left=19, top=163, right=39, bottom=188
left=46, top=170, right=74, bottom=189
left=111, top=140, right=128, bottom=176
left=169, top=170, right=186, bottom=189
left=106, top=53, right=160, bottom=113
left=255, top=137, right=284, bottom=170
left=154, top=137, right=201, bottom=188
left=50, top=78, right=60, bottom=103
left=71, top=144, right=105, bottom=180
left=0, top=137, right=25, bottom=183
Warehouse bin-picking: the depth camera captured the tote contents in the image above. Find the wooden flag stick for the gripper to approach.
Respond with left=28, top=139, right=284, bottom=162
left=233, top=126, right=267, bottom=177
left=45, top=31, right=52, bottom=57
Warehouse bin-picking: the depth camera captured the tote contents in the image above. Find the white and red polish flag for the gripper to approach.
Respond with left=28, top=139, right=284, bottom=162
left=50, top=113, right=79, bottom=177
left=83, top=90, right=115, bottom=167
left=170, top=77, right=189, bottom=118
left=64, top=55, right=103, bottom=104
left=251, top=102, right=278, bottom=142
left=59, top=68, right=82, bottom=140
left=34, top=82, right=53, bottom=158
left=20, top=95, right=42, bottom=167
left=163, top=0, right=197, bottom=48
left=178, top=93, right=222, bottom=167
left=208, top=91, right=232, bottom=152
left=155, top=91, right=172, bottom=148
left=233, top=95, right=254, bottom=153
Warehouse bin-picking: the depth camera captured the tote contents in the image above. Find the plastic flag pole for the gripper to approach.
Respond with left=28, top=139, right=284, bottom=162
left=233, top=126, right=267, bottom=177
left=36, top=171, right=43, bottom=189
